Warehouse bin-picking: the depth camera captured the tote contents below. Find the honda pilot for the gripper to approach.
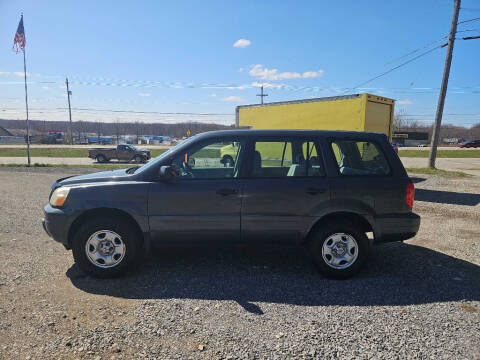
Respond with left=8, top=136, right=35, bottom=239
left=43, top=130, right=420, bottom=278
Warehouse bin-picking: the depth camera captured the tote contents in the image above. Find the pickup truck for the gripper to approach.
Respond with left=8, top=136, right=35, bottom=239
left=88, top=144, right=151, bottom=163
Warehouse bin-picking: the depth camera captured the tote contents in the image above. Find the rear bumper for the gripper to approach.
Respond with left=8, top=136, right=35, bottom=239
left=375, top=212, right=420, bottom=243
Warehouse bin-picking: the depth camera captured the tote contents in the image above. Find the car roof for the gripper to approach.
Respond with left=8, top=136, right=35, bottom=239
left=193, top=129, right=389, bottom=140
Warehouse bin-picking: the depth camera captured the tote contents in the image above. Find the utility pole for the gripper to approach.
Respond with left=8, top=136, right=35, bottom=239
left=428, top=0, right=461, bottom=168
left=256, top=85, right=268, bottom=105
left=66, top=77, right=73, bottom=145
left=97, top=121, right=101, bottom=144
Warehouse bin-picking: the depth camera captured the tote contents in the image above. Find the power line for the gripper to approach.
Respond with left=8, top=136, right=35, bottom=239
left=457, top=16, right=480, bottom=24
left=346, top=45, right=445, bottom=91
left=383, top=37, right=447, bottom=66
left=67, top=108, right=234, bottom=116
left=0, top=107, right=234, bottom=116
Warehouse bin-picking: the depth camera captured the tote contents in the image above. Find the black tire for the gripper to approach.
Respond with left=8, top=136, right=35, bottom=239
left=134, top=155, right=144, bottom=163
left=309, top=221, right=369, bottom=279
left=71, top=217, right=141, bottom=278
left=96, top=154, right=107, bottom=163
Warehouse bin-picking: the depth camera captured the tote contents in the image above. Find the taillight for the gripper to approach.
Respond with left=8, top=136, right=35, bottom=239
left=406, top=182, right=414, bottom=208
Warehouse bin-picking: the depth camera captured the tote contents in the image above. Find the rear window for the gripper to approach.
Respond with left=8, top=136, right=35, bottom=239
left=331, top=140, right=390, bottom=176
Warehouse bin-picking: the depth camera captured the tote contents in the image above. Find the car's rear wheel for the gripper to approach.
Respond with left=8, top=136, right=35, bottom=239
left=96, top=154, right=107, bottom=163
left=134, top=155, right=144, bottom=163
left=72, top=217, right=141, bottom=278
left=309, top=221, right=369, bottom=279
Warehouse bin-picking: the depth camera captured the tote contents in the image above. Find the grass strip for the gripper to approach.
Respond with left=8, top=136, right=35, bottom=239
left=0, top=148, right=168, bottom=158
left=405, top=167, right=470, bottom=177
left=0, top=163, right=129, bottom=169
left=399, top=150, right=480, bottom=158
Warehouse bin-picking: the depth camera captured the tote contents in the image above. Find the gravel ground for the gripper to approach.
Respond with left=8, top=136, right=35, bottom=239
left=0, top=167, right=479, bottom=360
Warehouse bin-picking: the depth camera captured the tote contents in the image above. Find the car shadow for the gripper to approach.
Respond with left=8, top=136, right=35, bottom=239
left=415, top=188, right=480, bottom=206
left=410, top=177, right=427, bottom=184
left=94, top=161, right=147, bottom=164
left=66, top=242, right=480, bottom=314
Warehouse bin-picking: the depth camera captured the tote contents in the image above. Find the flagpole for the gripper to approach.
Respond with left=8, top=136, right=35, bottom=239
left=22, top=26, right=31, bottom=166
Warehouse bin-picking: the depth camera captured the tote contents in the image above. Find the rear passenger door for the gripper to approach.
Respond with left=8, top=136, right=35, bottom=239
left=241, top=137, right=330, bottom=243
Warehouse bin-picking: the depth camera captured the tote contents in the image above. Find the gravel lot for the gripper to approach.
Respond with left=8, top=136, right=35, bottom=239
left=0, top=167, right=479, bottom=360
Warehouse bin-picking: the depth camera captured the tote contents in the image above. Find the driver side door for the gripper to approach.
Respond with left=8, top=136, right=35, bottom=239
left=117, top=145, right=132, bottom=161
left=148, top=137, right=245, bottom=243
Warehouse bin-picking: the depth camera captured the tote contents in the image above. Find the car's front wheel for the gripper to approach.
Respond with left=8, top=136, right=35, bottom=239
left=71, top=217, right=141, bottom=277
left=309, top=221, right=369, bottom=279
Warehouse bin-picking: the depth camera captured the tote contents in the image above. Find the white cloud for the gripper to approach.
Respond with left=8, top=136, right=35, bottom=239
left=251, top=81, right=286, bottom=89
left=227, top=85, right=245, bottom=90
left=208, top=93, right=217, bottom=97
left=41, top=86, right=49, bottom=90
left=138, top=93, right=151, bottom=97
left=249, top=64, right=324, bottom=81
left=222, top=96, right=245, bottom=102
left=233, top=39, right=251, bottom=48
left=397, top=99, right=413, bottom=105
left=14, top=71, right=29, bottom=77
left=0, top=72, right=10, bottom=75
left=238, top=67, right=244, bottom=72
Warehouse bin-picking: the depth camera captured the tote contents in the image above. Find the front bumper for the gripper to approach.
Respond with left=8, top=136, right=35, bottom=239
left=375, top=212, right=421, bottom=243
left=43, top=204, right=73, bottom=249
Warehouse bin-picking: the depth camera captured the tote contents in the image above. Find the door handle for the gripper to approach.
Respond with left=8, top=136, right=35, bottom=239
left=216, top=188, right=239, bottom=196
left=305, top=187, right=327, bottom=195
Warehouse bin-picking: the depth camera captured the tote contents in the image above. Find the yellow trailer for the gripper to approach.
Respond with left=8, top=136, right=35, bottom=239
left=236, top=93, right=395, bottom=140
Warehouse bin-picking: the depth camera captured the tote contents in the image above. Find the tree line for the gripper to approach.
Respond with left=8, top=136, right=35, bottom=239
left=1, top=114, right=479, bottom=142
left=0, top=118, right=230, bottom=139
left=394, top=110, right=480, bottom=141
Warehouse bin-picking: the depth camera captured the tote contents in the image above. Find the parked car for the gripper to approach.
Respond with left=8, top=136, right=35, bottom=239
left=459, top=140, right=480, bottom=148
left=43, top=130, right=420, bottom=279
left=88, top=144, right=151, bottom=163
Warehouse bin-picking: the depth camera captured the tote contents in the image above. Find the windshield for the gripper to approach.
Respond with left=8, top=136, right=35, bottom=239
left=134, top=136, right=198, bottom=174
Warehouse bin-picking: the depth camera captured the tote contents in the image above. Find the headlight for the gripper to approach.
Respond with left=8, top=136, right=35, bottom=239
left=49, top=187, right=70, bottom=207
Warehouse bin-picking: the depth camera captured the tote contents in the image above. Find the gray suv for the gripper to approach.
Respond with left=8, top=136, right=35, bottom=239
left=43, top=130, right=420, bottom=278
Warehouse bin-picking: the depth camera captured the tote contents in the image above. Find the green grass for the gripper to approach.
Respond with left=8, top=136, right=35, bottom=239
left=1, top=147, right=478, bottom=159
left=0, top=148, right=168, bottom=158
left=405, top=167, right=470, bottom=177
left=399, top=150, right=480, bottom=158
left=1, top=163, right=473, bottom=179
left=0, top=163, right=129, bottom=169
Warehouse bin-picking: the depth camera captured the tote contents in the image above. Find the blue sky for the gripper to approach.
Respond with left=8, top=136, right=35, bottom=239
left=0, top=0, right=479, bottom=126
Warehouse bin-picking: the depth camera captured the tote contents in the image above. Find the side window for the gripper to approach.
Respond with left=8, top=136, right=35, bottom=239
left=118, top=145, right=127, bottom=151
left=171, top=139, right=243, bottom=179
left=252, top=139, right=324, bottom=178
left=331, top=140, right=390, bottom=176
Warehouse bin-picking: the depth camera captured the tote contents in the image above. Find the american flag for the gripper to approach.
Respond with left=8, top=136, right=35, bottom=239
left=13, top=15, right=26, bottom=53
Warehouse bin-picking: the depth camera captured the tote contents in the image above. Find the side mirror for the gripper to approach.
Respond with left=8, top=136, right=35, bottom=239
left=159, top=165, right=176, bottom=180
